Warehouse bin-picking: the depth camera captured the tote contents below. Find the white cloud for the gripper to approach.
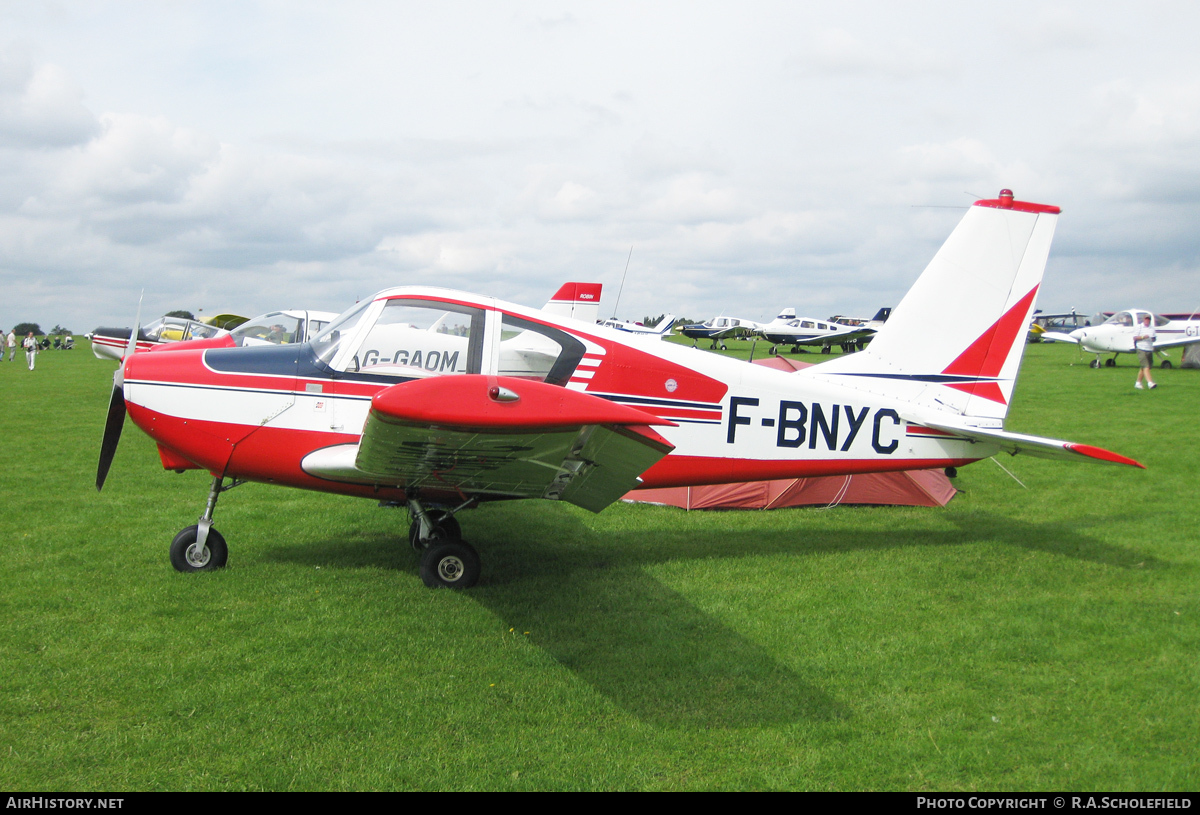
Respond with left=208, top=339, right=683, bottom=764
left=794, top=28, right=957, bottom=79
left=0, top=45, right=97, bottom=148
left=5, top=2, right=1200, bottom=330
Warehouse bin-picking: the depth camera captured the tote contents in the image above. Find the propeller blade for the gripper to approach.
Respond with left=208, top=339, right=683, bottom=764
left=97, top=291, right=143, bottom=491
left=96, top=382, right=126, bottom=491
left=124, top=292, right=143, bottom=360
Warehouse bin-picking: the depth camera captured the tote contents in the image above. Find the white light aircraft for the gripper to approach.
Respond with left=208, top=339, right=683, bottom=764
left=96, top=190, right=1142, bottom=589
left=755, top=308, right=876, bottom=355
left=1041, top=309, right=1200, bottom=368
left=599, top=314, right=677, bottom=337
left=678, top=316, right=760, bottom=349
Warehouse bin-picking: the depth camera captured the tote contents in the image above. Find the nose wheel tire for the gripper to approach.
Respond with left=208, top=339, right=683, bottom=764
left=419, top=540, right=481, bottom=589
left=169, top=525, right=228, bottom=572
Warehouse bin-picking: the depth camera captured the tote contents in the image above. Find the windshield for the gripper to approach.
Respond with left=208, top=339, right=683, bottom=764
left=310, top=300, right=375, bottom=366
left=231, top=312, right=305, bottom=347
left=142, top=317, right=219, bottom=342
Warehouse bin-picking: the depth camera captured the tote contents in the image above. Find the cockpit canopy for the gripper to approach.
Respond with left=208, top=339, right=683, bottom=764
left=310, top=290, right=587, bottom=386
left=1102, top=310, right=1169, bottom=328
left=141, top=317, right=222, bottom=343
left=231, top=310, right=337, bottom=347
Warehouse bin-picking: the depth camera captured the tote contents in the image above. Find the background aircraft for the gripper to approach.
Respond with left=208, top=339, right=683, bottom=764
left=598, top=314, right=677, bottom=337
left=755, top=308, right=875, bottom=355
left=229, top=310, right=338, bottom=347
left=1041, top=309, right=1200, bottom=367
left=678, top=315, right=760, bottom=349
left=91, top=316, right=227, bottom=360
left=96, top=190, right=1142, bottom=589
left=92, top=310, right=335, bottom=360
left=829, top=307, right=891, bottom=333
left=200, top=312, right=250, bottom=330
left=1027, top=308, right=1089, bottom=342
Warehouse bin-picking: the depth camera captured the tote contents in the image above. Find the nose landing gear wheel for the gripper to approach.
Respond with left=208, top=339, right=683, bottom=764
left=169, top=525, right=228, bottom=572
left=420, top=540, right=481, bottom=589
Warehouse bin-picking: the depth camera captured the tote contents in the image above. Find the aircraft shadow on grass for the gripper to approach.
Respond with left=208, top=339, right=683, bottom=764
left=264, top=504, right=1158, bottom=729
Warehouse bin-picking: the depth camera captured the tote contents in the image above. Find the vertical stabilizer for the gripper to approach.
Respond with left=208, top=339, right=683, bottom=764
left=810, top=191, right=1059, bottom=422
left=544, top=282, right=603, bottom=324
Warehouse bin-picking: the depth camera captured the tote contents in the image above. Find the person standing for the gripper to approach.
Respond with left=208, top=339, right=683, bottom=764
left=6, top=328, right=14, bottom=362
left=1134, top=314, right=1157, bottom=390
left=22, top=332, right=37, bottom=371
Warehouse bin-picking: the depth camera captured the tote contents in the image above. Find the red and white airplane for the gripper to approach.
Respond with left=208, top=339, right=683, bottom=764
left=97, top=190, right=1143, bottom=588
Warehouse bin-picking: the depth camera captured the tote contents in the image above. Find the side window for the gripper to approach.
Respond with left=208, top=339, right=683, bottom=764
left=342, top=300, right=484, bottom=378
left=498, top=314, right=585, bottom=386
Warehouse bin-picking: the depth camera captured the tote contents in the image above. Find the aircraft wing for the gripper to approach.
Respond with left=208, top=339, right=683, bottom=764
left=1154, top=335, right=1200, bottom=351
left=796, top=326, right=875, bottom=345
left=319, top=375, right=677, bottom=512
left=913, top=416, right=1144, bottom=468
left=1038, top=331, right=1079, bottom=344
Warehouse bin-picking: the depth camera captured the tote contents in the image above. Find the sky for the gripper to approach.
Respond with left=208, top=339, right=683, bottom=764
left=3, top=1, right=1200, bottom=333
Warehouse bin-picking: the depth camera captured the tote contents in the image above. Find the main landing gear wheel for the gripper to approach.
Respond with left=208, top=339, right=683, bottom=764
left=419, top=540, right=481, bottom=589
left=1105, top=358, right=1116, bottom=367
left=408, top=512, right=462, bottom=552
left=1161, top=360, right=1172, bottom=369
left=169, top=525, right=228, bottom=573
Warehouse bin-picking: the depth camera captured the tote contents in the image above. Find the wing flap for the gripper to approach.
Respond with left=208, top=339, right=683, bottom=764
left=305, top=376, right=677, bottom=511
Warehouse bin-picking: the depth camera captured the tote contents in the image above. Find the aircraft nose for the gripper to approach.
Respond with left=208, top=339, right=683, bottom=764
left=1070, top=328, right=1085, bottom=340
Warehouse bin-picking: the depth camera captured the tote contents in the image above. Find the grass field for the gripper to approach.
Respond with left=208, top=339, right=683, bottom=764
left=1, top=340, right=1197, bottom=791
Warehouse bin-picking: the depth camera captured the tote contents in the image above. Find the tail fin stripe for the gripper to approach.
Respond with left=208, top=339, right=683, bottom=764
left=943, top=285, right=1039, bottom=380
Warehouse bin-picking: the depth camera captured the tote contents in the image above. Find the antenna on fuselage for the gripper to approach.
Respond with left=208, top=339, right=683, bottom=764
left=611, top=245, right=633, bottom=319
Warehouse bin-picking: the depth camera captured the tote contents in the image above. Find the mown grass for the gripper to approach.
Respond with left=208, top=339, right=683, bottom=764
left=0, top=341, right=1196, bottom=790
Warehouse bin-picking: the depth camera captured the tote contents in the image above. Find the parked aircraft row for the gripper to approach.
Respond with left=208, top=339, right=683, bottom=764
left=677, top=307, right=892, bottom=354
left=95, top=190, right=1142, bottom=590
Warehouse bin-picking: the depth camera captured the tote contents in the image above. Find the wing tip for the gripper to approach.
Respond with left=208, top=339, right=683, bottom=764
left=1066, top=443, right=1145, bottom=469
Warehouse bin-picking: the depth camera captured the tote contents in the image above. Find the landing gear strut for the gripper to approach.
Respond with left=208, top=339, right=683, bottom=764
left=169, top=475, right=243, bottom=572
left=406, top=491, right=480, bottom=589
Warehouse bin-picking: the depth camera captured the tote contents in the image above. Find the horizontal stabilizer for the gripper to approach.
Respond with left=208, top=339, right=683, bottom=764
left=916, top=417, right=1144, bottom=468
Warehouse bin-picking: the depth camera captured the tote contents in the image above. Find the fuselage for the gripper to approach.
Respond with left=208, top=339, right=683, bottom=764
left=122, top=287, right=988, bottom=507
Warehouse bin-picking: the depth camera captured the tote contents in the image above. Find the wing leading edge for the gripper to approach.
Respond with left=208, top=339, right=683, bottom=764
left=301, top=375, right=676, bottom=512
